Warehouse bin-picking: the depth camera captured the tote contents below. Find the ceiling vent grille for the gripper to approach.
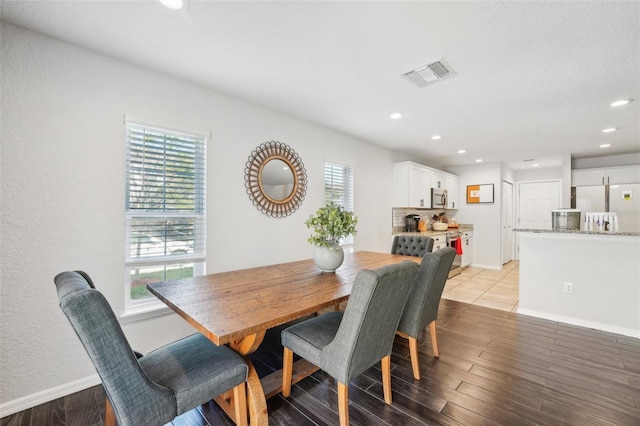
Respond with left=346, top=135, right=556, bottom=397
left=401, top=59, right=456, bottom=88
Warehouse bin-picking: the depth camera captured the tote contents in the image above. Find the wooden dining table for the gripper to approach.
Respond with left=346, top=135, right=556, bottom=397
left=147, top=250, right=418, bottom=426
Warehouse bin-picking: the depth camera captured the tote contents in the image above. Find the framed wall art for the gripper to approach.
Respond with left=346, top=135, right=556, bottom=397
left=466, top=184, right=494, bottom=204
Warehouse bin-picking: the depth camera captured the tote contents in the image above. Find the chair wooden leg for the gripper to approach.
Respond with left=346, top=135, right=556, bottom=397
left=233, top=382, right=248, bottom=426
left=337, top=382, right=349, bottom=426
left=429, top=320, right=439, bottom=358
left=282, top=347, right=294, bottom=397
left=396, top=330, right=421, bottom=380
left=105, top=397, right=116, bottom=426
left=381, top=355, right=392, bottom=404
left=408, top=336, right=421, bottom=380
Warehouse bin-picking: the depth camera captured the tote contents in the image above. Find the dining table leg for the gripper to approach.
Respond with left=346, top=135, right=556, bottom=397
left=226, top=331, right=268, bottom=426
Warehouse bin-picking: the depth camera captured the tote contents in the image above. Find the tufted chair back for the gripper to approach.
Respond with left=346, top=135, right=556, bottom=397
left=391, top=235, right=434, bottom=257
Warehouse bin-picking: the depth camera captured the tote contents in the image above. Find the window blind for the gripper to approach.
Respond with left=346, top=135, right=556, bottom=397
left=324, top=162, right=355, bottom=211
left=125, top=120, right=207, bottom=305
left=324, top=162, right=355, bottom=247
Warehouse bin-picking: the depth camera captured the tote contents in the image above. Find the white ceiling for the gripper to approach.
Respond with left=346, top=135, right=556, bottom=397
left=2, top=1, right=639, bottom=170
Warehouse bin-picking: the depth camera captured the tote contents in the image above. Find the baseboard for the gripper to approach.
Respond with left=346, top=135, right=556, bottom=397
left=517, top=308, right=640, bottom=339
left=469, top=263, right=501, bottom=270
left=0, top=374, right=100, bottom=418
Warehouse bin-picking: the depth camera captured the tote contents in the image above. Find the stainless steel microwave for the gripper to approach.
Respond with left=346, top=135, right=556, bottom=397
left=431, top=188, right=448, bottom=208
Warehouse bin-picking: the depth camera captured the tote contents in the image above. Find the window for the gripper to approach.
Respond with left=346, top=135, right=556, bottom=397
left=125, top=117, right=207, bottom=312
left=324, top=161, right=355, bottom=249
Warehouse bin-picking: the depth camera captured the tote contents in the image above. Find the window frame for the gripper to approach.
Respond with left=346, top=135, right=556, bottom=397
left=324, top=161, right=356, bottom=251
left=124, top=115, right=209, bottom=314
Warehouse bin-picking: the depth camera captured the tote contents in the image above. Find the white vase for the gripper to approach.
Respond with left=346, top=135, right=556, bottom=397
left=313, top=241, right=345, bottom=272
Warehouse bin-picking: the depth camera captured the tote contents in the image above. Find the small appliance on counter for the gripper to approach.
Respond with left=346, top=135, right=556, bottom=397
left=551, top=209, right=580, bottom=230
left=404, top=214, right=421, bottom=232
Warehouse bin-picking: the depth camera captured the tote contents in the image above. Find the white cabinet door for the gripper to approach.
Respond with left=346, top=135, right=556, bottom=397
left=392, top=162, right=412, bottom=206
left=572, top=165, right=640, bottom=186
left=445, top=174, right=459, bottom=209
left=409, top=165, right=431, bottom=207
left=431, top=171, right=445, bottom=189
left=432, top=234, right=447, bottom=251
left=572, top=169, right=606, bottom=186
left=461, top=231, right=473, bottom=267
left=606, top=165, right=640, bottom=184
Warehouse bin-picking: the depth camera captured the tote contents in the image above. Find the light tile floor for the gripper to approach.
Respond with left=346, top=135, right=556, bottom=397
left=443, top=261, right=519, bottom=312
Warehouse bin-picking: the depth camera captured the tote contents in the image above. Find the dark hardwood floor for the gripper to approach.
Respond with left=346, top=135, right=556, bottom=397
left=3, top=298, right=640, bottom=425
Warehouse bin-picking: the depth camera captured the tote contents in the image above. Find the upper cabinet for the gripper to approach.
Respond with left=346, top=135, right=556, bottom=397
left=393, top=161, right=459, bottom=208
left=572, top=165, right=640, bottom=186
left=393, top=162, right=431, bottom=207
left=445, top=173, right=460, bottom=209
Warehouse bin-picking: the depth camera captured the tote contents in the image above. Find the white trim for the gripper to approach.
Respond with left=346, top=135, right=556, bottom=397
left=469, top=263, right=501, bottom=270
left=120, top=303, right=173, bottom=324
left=124, top=114, right=211, bottom=139
left=517, top=308, right=640, bottom=339
left=0, top=375, right=101, bottom=418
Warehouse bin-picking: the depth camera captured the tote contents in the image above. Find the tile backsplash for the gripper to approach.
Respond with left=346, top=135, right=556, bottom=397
left=392, top=207, right=458, bottom=231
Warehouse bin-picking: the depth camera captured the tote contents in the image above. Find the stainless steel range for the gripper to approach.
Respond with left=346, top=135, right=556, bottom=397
left=446, top=230, right=462, bottom=278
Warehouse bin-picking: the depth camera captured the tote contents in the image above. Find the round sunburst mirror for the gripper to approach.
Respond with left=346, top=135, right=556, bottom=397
left=245, top=141, right=307, bottom=217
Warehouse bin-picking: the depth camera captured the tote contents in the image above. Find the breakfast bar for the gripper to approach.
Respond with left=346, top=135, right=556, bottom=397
left=515, top=228, right=640, bottom=338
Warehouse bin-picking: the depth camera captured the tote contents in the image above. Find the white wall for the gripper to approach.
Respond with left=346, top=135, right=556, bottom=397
left=447, top=162, right=503, bottom=269
left=514, top=166, right=562, bottom=182
left=0, top=24, right=397, bottom=412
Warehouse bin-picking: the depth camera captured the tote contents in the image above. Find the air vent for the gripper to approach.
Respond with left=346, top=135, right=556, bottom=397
left=401, top=59, right=456, bottom=88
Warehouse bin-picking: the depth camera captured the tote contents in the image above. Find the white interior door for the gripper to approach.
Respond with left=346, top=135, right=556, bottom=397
left=516, top=180, right=561, bottom=259
left=502, top=181, right=514, bottom=264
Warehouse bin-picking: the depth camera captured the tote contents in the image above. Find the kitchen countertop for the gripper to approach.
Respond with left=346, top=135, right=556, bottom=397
left=514, top=228, right=639, bottom=237
left=393, top=224, right=473, bottom=236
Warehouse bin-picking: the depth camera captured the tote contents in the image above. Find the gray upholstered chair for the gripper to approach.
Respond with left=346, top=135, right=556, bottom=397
left=391, top=235, right=434, bottom=257
left=281, top=261, right=419, bottom=426
left=54, top=271, right=249, bottom=426
left=396, top=247, right=456, bottom=380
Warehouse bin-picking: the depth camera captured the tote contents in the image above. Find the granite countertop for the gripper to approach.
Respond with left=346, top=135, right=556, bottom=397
left=393, top=224, right=474, bottom=236
left=514, top=228, right=640, bottom=237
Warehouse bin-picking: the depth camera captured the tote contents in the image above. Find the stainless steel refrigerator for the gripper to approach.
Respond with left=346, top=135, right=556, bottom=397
left=573, top=184, right=640, bottom=232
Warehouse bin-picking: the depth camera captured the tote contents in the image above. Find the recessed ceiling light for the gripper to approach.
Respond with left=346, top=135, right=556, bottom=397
left=600, top=143, right=612, bottom=148
left=475, top=159, right=483, bottom=163
left=431, top=135, right=441, bottom=140
left=457, top=149, right=466, bottom=154
left=602, top=127, right=617, bottom=133
left=390, top=112, right=403, bottom=119
left=160, top=0, right=184, bottom=9
left=532, top=163, right=540, bottom=167
left=611, top=99, right=632, bottom=107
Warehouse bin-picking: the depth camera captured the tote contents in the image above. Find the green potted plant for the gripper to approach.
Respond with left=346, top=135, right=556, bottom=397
left=305, top=202, right=358, bottom=272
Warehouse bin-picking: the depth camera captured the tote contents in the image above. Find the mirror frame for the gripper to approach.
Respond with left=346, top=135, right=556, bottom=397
left=245, top=141, right=307, bottom=217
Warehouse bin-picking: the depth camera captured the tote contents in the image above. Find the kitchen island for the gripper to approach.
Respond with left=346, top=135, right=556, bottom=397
left=515, top=228, right=640, bottom=338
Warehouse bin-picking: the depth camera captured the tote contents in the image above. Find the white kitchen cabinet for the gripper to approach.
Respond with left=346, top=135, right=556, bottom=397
left=572, top=165, right=640, bottom=186
left=409, top=165, right=432, bottom=207
left=445, top=173, right=459, bottom=209
left=432, top=233, right=447, bottom=251
left=393, top=161, right=459, bottom=208
left=393, top=162, right=431, bottom=207
left=606, top=165, right=640, bottom=184
left=431, top=171, right=445, bottom=189
left=460, top=230, right=473, bottom=267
